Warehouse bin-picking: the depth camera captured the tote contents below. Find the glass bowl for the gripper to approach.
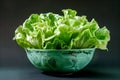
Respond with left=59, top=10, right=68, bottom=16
left=25, top=48, right=95, bottom=73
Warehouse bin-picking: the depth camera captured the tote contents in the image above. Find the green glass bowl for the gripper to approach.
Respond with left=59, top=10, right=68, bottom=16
left=25, top=48, right=95, bottom=73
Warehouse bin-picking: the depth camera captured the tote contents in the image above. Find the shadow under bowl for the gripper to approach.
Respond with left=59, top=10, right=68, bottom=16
left=25, top=48, right=95, bottom=73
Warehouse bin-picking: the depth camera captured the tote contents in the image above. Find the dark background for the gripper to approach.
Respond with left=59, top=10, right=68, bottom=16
left=0, top=0, right=120, bottom=80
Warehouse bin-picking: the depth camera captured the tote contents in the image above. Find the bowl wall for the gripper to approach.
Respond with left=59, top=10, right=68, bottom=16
left=26, top=49, right=95, bottom=72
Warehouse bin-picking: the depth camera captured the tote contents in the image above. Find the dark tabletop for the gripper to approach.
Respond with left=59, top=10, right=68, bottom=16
left=0, top=66, right=120, bottom=80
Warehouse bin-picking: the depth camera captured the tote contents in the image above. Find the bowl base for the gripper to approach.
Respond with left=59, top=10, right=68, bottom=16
left=42, top=71, right=74, bottom=77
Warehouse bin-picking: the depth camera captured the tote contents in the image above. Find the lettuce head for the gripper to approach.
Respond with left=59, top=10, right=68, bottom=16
left=13, top=9, right=110, bottom=50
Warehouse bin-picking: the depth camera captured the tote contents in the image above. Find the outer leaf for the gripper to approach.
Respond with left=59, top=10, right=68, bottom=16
left=95, top=27, right=110, bottom=50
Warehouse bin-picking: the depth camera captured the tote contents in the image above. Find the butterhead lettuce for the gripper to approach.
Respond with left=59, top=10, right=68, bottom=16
left=13, top=9, right=110, bottom=50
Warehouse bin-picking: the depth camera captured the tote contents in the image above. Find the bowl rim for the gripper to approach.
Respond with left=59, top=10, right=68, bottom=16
left=25, top=48, right=95, bottom=52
